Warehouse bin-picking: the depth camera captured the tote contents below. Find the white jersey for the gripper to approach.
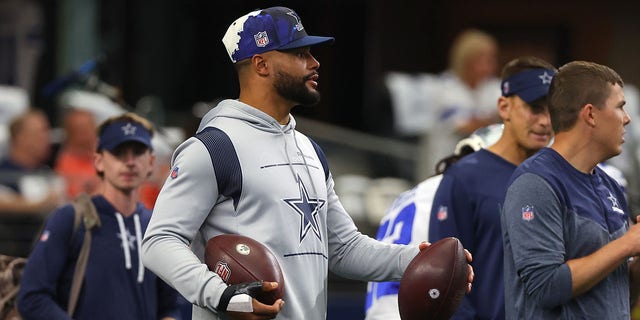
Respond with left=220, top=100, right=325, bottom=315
left=141, top=99, right=418, bottom=320
left=365, top=175, right=443, bottom=320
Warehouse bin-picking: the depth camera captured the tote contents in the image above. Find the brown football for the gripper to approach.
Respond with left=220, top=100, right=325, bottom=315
left=204, top=234, right=284, bottom=305
left=398, top=237, right=468, bottom=320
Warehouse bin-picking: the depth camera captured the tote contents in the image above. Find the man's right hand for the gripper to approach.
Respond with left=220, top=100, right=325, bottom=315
left=224, top=281, right=284, bottom=320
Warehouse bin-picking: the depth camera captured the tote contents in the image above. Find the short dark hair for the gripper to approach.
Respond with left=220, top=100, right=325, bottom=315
left=500, top=56, right=556, bottom=79
left=548, top=61, right=624, bottom=133
left=434, top=145, right=478, bottom=175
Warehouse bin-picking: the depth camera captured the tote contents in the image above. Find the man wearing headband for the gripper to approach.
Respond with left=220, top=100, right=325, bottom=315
left=18, top=113, right=180, bottom=320
left=502, top=61, right=637, bottom=318
left=141, top=6, right=473, bottom=320
left=428, top=57, right=556, bottom=319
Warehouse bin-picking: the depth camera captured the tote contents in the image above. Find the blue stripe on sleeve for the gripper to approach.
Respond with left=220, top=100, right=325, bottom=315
left=195, top=127, right=242, bottom=210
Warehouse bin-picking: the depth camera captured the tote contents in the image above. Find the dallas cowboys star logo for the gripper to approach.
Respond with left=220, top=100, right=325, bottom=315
left=121, top=123, right=137, bottom=135
left=539, top=72, right=553, bottom=85
left=608, top=191, right=624, bottom=214
left=283, top=175, right=325, bottom=242
left=118, top=229, right=137, bottom=250
left=286, top=11, right=304, bottom=31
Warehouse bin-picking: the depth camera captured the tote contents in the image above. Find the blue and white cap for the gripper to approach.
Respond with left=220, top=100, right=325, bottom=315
left=97, top=120, right=153, bottom=152
left=222, top=6, right=334, bottom=63
left=501, top=69, right=556, bottom=103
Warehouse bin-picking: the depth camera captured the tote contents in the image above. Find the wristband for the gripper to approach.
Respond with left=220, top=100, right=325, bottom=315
left=216, top=281, right=263, bottom=312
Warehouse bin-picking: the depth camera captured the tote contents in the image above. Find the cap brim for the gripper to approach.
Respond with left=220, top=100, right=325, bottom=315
left=279, top=36, right=334, bottom=50
left=516, top=86, right=549, bottom=104
left=102, top=137, right=153, bottom=152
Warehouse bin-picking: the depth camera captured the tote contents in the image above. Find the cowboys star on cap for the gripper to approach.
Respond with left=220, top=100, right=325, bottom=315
left=121, top=123, right=137, bottom=135
left=286, top=10, right=304, bottom=31
left=539, top=72, right=553, bottom=85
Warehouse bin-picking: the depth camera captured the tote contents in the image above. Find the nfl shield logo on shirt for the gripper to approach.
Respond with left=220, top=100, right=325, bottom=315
left=437, top=205, right=448, bottom=221
left=170, top=166, right=179, bottom=179
left=40, top=230, right=50, bottom=242
left=521, top=205, right=535, bottom=221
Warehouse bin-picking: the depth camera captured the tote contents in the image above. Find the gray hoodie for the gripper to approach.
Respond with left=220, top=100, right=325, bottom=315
left=141, top=99, right=418, bottom=319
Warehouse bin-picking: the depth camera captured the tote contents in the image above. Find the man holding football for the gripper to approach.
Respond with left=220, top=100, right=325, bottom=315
left=141, top=6, right=472, bottom=320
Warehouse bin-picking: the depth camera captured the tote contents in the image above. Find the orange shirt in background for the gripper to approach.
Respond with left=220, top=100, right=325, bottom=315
left=54, top=150, right=101, bottom=199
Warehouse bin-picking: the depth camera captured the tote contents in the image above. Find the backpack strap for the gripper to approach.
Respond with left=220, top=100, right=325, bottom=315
left=0, top=255, right=27, bottom=318
left=67, top=193, right=101, bottom=316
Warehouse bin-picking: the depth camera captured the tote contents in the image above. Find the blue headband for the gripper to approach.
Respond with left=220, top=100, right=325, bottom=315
left=501, top=68, right=556, bottom=103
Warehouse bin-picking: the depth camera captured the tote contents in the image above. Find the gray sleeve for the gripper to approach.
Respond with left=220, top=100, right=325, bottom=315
left=502, top=173, right=573, bottom=307
left=141, top=138, right=227, bottom=313
left=325, top=173, right=419, bottom=281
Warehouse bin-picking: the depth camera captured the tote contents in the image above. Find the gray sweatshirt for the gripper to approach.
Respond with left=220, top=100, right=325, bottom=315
left=141, top=99, right=418, bottom=320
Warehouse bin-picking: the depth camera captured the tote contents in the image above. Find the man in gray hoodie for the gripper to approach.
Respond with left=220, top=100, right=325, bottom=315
left=142, top=6, right=473, bottom=320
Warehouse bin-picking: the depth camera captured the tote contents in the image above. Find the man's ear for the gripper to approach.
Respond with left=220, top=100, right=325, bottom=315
left=94, top=152, right=104, bottom=173
left=252, top=54, right=269, bottom=76
left=580, top=104, right=596, bottom=127
left=497, top=96, right=511, bottom=122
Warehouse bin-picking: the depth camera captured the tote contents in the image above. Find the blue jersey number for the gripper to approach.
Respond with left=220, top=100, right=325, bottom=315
left=365, top=203, right=417, bottom=311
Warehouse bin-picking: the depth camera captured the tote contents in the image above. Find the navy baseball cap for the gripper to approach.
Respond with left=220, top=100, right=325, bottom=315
left=501, top=68, right=556, bottom=103
left=97, top=120, right=153, bottom=152
left=222, top=6, right=334, bottom=63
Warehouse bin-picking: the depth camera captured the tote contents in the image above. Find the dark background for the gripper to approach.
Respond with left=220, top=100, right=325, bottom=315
left=32, top=0, right=640, bottom=134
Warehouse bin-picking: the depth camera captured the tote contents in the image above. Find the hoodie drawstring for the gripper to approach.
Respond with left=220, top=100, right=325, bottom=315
left=134, top=214, right=144, bottom=283
left=291, top=130, right=322, bottom=205
left=115, top=212, right=145, bottom=283
left=282, top=128, right=299, bottom=182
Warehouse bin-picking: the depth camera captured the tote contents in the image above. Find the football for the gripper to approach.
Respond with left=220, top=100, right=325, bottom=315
left=398, top=237, right=468, bottom=320
left=204, top=234, right=285, bottom=305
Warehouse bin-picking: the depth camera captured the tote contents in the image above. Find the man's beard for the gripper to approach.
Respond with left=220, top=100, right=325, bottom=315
left=274, top=70, right=321, bottom=106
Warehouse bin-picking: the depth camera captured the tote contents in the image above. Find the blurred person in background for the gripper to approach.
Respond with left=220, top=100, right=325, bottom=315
left=18, top=112, right=180, bottom=320
left=429, top=57, right=557, bottom=319
left=365, top=124, right=501, bottom=320
left=138, top=131, right=178, bottom=209
left=0, top=109, right=62, bottom=214
left=0, top=109, right=63, bottom=257
left=54, top=108, right=101, bottom=199
left=417, top=29, right=501, bottom=180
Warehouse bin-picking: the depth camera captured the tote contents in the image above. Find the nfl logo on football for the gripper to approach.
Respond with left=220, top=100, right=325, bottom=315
left=214, top=261, right=231, bottom=282
left=521, top=205, right=534, bottom=221
left=254, top=31, right=269, bottom=47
